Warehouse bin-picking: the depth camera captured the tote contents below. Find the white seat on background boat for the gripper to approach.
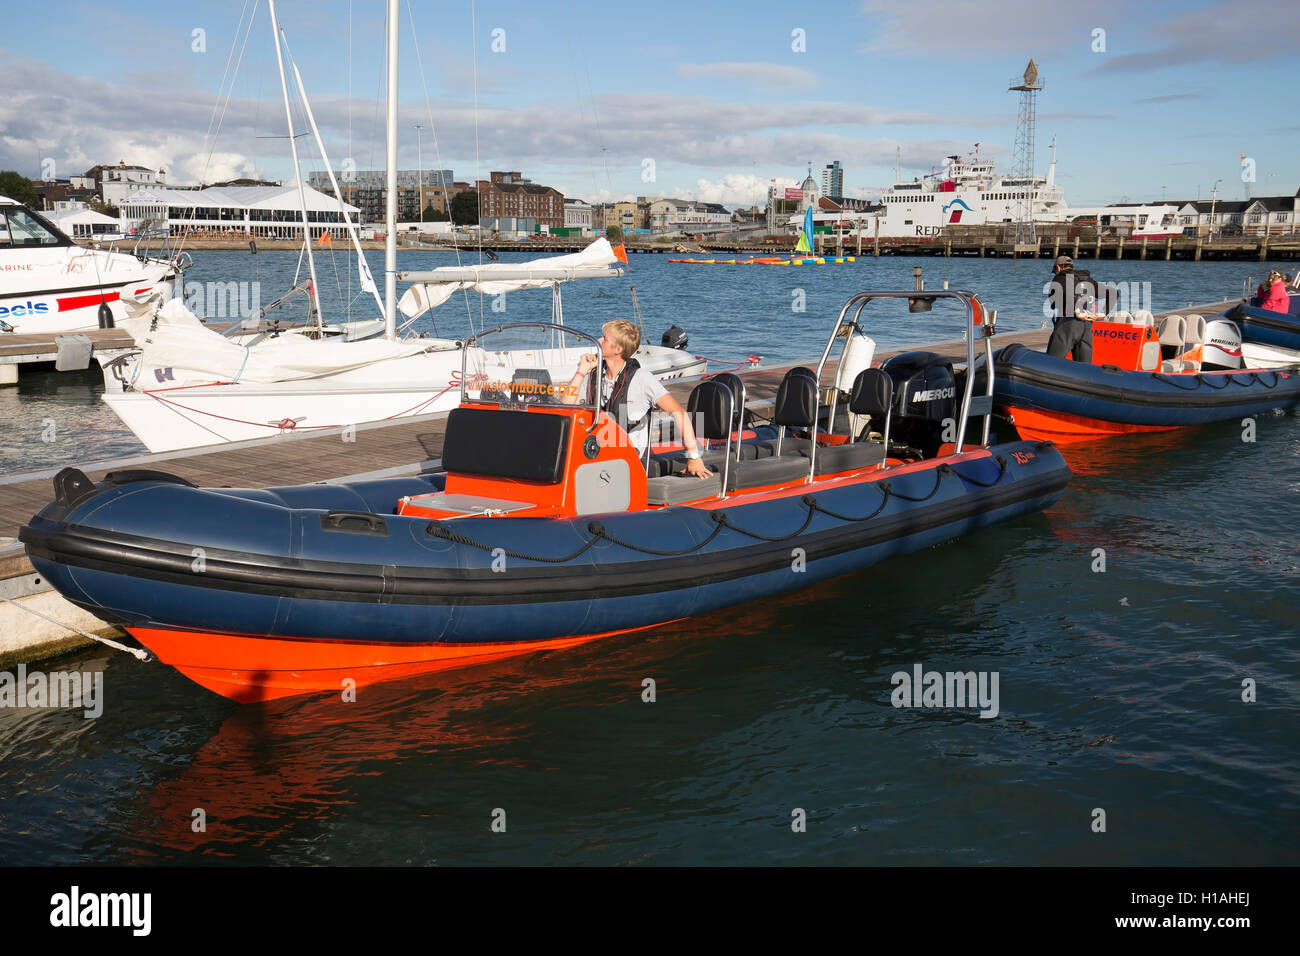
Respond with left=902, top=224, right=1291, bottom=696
left=1109, top=310, right=1133, bottom=324
left=1161, top=358, right=1197, bottom=373
left=1131, top=310, right=1155, bottom=326
left=1184, top=315, right=1207, bottom=345
left=1157, top=315, right=1186, bottom=348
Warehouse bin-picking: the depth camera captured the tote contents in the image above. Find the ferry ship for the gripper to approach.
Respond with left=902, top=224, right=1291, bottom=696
left=875, top=144, right=1180, bottom=241
left=878, top=146, right=1067, bottom=238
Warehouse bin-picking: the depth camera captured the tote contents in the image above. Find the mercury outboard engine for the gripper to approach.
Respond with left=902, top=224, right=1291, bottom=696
left=879, top=351, right=958, bottom=458
left=1202, top=319, right=1244, bottom=371
left=662, top=325, right=689, bottom=350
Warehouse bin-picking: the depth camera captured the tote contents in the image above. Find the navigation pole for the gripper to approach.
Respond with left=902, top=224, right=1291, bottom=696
left=1009, top=59, right=1043, bottom=248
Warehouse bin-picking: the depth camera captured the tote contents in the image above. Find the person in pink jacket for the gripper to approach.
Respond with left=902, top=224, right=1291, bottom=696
left=1256, top=271, right=1292, bottom=312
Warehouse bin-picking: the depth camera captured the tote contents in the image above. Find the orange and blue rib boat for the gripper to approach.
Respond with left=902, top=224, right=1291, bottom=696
left=992, top=310, right=1300, bottom=444
left=22, top=292, right=1070, bottom=702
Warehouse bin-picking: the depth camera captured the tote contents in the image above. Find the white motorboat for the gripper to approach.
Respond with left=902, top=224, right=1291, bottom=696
left=98, top=238, right=706, bottom=452
left=0, top=196, right=183, bottom=335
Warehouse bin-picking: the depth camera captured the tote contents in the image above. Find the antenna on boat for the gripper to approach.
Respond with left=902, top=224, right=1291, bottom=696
left=383, top=0, right=399, bottom=340
left=267, top=0, right=324, bottom=326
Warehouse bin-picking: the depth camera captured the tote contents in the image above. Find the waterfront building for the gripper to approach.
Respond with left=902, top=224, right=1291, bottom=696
left=648, top=198, right=731, bottom=233
left=1243, top=195, right=1298, bottom=236
left=117, top=181, right=360, bottom=239
left=307, top=169, right=456, bottom=224
left=821, top=161, right=844, bottom=200
left=80, top=163, right=168, bottom=206
left=563, top=198, right=593, bottom=230
left=30, top=180, right=98, bottom=211
left=480, top=216, right=538, bottom=235
left=45, top=200, right=122, bottom=238
left=800, top=166, right=820, bottom=212
left=600, top=200, right=638, bottom=233
left=477, top=171, right=564, bottom=229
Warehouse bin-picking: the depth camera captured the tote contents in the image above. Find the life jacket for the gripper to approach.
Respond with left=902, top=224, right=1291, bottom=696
left=1052, top=268, right=1104, bottom=318
left=587, top=357, right=652, bottom=439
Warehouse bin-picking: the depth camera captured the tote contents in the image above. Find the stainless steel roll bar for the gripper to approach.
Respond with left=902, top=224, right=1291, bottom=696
left=809, top=290, right=997, bottom=479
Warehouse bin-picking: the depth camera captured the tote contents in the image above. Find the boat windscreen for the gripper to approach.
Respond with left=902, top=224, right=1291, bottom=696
left=459, top=324, right=600, bottom=409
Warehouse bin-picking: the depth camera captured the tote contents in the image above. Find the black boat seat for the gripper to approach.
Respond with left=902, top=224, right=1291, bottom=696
left=725, top=455, right=811, bottom=491
left=647, top=437, right=773, bottom=477
left=801, top=442, right=886, bottom=475
left=755, top=435, right=812, bottom=456
left=645, top=472, right=723, bottom=506
left=666, top=441, right=769, bottom=473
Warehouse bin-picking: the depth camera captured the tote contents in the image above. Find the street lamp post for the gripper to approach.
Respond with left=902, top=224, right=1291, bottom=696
left=1209, top=177, right=1222, bottom=239
left=414, top=123, right=424, bottom=226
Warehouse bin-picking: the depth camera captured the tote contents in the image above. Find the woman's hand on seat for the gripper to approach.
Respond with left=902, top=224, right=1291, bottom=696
left=685, top=457, right=712, bottom=479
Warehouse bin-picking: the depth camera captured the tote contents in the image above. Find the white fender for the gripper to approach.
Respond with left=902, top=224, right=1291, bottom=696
left=835, top=332, right=877, bottom=394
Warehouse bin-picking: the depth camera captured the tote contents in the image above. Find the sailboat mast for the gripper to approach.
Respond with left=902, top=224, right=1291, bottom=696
left=267, top=0, right=323, bottom=324
left=384, top=0, right=399, bottom=340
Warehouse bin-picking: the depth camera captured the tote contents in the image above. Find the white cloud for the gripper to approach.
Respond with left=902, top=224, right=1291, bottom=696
left=1088, top=0, right=1300, bottom=73
left=676, top=62, right=820, bottom=91
left=859, top=0, right=1131, bottom=57
left=0, top=55, right=268, bottom=184
left=0, top=55, right=1002, bottom=199
left=685, top=174, right=788, bottom=207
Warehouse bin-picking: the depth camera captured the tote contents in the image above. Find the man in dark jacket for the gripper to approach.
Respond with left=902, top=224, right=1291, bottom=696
left=1046, top=255, right=1096, bottom=362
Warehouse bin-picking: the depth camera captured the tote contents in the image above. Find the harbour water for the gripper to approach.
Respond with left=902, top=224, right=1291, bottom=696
left=1, top=252, right=1297, bottom=865
left=0, top=249, right=1283, bottom=474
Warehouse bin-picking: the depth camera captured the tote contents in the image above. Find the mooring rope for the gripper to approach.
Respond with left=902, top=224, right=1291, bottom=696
left=0, top=595, right=152, bottom=662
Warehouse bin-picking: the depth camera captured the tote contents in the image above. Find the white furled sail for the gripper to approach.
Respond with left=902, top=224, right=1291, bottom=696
left=398, top=238, right=622, bottom=318
left=118, top=298, right=447, bottom=386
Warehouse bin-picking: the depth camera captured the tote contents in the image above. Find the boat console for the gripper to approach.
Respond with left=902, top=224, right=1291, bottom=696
left=401, top=291, right=1002, bottom=520
left=399, top=323, right=649, bottom=520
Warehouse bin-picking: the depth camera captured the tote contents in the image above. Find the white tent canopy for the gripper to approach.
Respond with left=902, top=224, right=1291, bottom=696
left=396, top=238, right=622, bottom=318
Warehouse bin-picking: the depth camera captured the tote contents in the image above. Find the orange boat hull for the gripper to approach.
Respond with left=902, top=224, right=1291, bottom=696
left=128, top=623, right=675, bottom=703
left=1003, top=406, right=1179, bottom=445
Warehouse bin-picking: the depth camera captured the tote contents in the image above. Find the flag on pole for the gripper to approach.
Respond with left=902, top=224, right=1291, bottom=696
left=318, top=232, right=333, bottom=247
left=612, top=242, right=628, bottom=264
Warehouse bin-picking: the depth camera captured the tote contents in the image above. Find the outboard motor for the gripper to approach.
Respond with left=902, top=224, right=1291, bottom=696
left=661, top=325, right=689, bottom=350
left=1202, top=319, right=1244, bottom=371
left=879, top=351, right=957, bottom=458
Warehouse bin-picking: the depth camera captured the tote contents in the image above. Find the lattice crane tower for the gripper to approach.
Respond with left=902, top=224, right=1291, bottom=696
left=1009, top=59, right=1043, bottom=246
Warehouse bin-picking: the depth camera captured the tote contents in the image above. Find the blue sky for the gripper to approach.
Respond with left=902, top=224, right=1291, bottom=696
left=2, top=0, right=1296, bottom=207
